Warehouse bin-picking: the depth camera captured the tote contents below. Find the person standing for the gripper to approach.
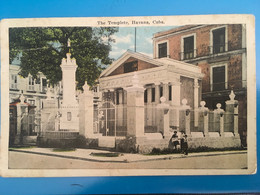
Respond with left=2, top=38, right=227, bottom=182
left=171, top=131, right=179, bottom=150
left=182, top=134, right=188, bottom=155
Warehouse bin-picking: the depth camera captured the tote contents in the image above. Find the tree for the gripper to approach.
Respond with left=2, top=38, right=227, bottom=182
left=9, top=27, right=118, bottom=89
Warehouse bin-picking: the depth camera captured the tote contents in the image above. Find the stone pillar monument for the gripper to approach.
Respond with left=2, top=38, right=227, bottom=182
left=59, top=40, right=79, bottom=131
left=125, top=72, right=145, bottom=137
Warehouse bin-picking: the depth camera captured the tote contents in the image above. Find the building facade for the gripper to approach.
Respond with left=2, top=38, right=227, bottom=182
left=153, top=24, right=247, bottom=138
left=9, top=64, right=62, bottom=144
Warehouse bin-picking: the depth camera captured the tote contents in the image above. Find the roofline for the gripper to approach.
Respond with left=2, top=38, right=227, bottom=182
left=153, top=25, right=208, bottom=40
left=100, top=50, right=163, bottom=77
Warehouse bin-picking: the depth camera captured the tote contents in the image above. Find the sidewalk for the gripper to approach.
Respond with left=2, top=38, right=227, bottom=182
left=9, top=147, right=247, bottom=163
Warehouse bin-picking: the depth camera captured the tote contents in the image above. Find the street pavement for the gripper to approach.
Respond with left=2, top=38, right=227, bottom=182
left=8, top=147, right=247, bottom=169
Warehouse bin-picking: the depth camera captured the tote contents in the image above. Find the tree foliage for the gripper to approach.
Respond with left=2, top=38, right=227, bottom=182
left=9, top=27, right=118, bottom=89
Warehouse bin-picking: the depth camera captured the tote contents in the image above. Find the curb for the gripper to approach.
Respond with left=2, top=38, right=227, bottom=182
left=9, top=149, right=247, bottom=163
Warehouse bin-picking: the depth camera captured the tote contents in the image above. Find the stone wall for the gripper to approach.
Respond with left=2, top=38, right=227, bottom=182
left=114, top=136, right=241, bottom=154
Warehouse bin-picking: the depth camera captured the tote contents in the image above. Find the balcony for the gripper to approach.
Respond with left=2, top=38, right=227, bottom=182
left=209, top=43, right=228, bottom=55
left=179, top=49, right=197, bottom=60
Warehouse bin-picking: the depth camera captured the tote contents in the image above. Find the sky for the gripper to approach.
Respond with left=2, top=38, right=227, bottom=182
left=109, top=26, right=176, bottom=60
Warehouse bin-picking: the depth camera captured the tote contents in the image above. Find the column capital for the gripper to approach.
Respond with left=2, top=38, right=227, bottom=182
left=194, top=78, right=200, bottom=88
left=162, top=81, right=169, bottom=85
left=154, top=81, right=161, bottom=86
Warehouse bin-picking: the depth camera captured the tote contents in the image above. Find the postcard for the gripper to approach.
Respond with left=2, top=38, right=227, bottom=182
left=0, top=15, right=256, bottom=177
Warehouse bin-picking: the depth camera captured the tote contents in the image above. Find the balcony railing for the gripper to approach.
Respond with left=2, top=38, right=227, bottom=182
left=179, top=49, right=197, bottom=60
left=209, top=43, right=228, bottom=54
left=207, top=80, right=247, bottom=92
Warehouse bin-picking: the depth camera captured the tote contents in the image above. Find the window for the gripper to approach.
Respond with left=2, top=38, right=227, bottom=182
left=28, top=99, right=35, bottom=106
left=151, top=88, right=155, bottom=102
left=28, top=76, right=35, bottom=91
left=158, top=42, right=167, bottom=58
left=212, top=66, right=226, bottom=91
left=144, top=89, right=148, bottom=103
left=183, top=36, right=194, bottom=59
left=212, top=27, right=226, bottom=54
left=168, top=85, right=172, bottom=101
left=41, top=78, right=47, bottom=92
left=10, top=75, right=17, bottom=89
left=124, top=61, right=138, bottom=73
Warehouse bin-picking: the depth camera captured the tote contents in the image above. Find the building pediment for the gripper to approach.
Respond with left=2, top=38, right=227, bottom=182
left=100, top=50, right=163, bottom=78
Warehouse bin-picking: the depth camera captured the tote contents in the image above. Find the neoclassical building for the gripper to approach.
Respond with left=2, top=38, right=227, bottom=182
left=97, top=50, right=204, bottom=137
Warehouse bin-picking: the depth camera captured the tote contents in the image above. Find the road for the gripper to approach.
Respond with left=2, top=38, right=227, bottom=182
left=9, top=151, right=247, bottom=169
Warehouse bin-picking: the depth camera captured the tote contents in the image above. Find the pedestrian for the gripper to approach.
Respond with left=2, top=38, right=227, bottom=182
left=171, top=131, right=179, bottom=150
left=182, top=134, right=188, bottom=155
left=179, top=131, right=185, bottom=153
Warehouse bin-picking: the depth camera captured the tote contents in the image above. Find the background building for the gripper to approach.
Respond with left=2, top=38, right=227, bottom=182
left=153, top=24, right=247, bottom=139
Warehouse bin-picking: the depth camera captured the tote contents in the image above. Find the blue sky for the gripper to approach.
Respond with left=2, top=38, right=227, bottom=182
left=109, top=26, right=176, bottom=59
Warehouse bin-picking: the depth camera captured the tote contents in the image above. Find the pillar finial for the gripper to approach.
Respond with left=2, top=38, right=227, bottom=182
left=83, top=81, right=90, bottom=92
left=20, top=93, right=25, bottom=103
left=229, top=90, right=236, bottom=101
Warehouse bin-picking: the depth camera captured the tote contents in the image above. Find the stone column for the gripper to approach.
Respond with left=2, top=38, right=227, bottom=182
left=162, top=82, right=169, bottom=101
left=78, top=82, right=94, bottom=138
left=125, top=72, right=145, bottom=137
left=154, top=82, right=161, bottom=104
left=157, top=97, right=170, bottom=138
left=171, top=81, right=181, bottom=130
left=199, top=101, right=209, bottom=137
left=194, top=78, right=200, bottom=127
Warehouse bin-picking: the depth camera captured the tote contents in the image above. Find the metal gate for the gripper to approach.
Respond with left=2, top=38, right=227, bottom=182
left=97, top=101, right=116, bottom=136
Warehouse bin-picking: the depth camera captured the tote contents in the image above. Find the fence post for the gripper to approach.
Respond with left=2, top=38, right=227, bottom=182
left=79, top=82, right=94, bottom=138
left=199, top=101, right=209, bottom=137
left=181, top=99, right=191, bottom=136
left=125, top=72, right=145, bottom=137
left=215, top=103, right=224, bottom=137
left=157, top=97, right=170, bottom=138
left=225, top=90, right=239, bottom=137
